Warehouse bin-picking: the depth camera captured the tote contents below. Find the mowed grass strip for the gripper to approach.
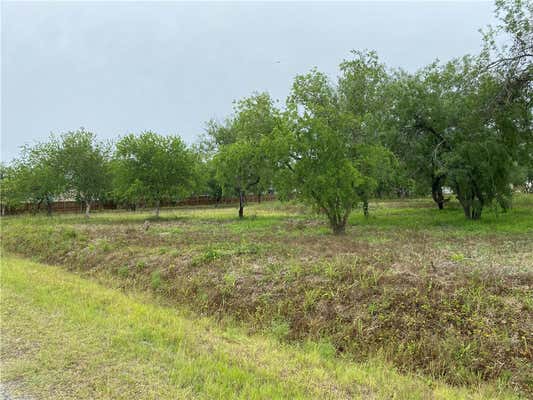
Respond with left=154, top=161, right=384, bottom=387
left=0, top=256, right=519, bottom=400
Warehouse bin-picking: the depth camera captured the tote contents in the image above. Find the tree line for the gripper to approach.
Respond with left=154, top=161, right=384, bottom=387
left=1, top=0, right=531, bottom=233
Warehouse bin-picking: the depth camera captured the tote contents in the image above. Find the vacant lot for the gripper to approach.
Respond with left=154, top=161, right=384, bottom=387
left=2, top=197, right=532, bottom=397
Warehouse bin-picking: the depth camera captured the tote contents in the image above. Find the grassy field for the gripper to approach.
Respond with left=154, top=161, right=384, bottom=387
left=0, top=255, right=521, bottom=399
left=1, top=196, right=532, bottom=397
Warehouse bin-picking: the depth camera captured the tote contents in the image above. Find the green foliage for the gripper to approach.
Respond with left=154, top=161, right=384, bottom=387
left=481, top=0, right=532, bottom=85
left=2, top=138, right=66, bottom=215
left=190, top=149, right=223, bottom=205
left=269, top=318, right=291, bottom=341
left=390, top=54, right=530, bottom=219
left=2, top=0, right=530, bottom=228
left=274, top=69, right=370, bottom=233
left=113, top=131, right=197, bottom=216
left=58, top=129, right=111, bottom=216
left=151, top=270, right=162, bottom=289
left=0, top=164, right=27, bottom=213
left=338, top=50, right=391, bottom=144
left=209, top=93, right=280, bottom=218
left=338, top=51, right=402, bottom=213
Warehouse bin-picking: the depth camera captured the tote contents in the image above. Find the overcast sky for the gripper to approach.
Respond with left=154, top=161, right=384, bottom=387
left=1, top=1, right=497, bottom=162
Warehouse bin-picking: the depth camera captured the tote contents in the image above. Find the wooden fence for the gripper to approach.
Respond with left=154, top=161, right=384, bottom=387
left=1, top=194, right=277, bottom=216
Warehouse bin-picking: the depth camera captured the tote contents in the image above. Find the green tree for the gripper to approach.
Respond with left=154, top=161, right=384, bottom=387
left=442, top=61, right=529, bottom=218
left=391, top=54, right=528, bottom=219
left=0, top=163, right=27, bottom=215
left=482, top=0, right=532, bottom=92
left=207, top=93, right=279, bottom=218
left=338, top=50, right=398, bottom=215
left=198, top=157, right=223, bottom=206
left=388, top=62, right=462, bottom=210
left=6, top=138, right=66, bottom=215
left=481, top=0, right=533, bottom=191
left=338, top=50, right=391, bottom=143
left=113, top=131, right=196, bottom=217
left=354, top=144, right=399, bottom=217
left=273, top=70, right=365, bottom=234
left=58, top=129, right=111, bottom=217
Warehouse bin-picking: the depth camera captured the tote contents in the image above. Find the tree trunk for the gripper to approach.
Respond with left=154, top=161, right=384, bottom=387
left=431, top=176, right=445, bottom=210
left=363, top=199, right=369, bottom=218
left=458, top=192, right=483, bottom=220
left=214, top=192, right=222, bottom=208
left=238, top=191, right=244, bottom=219
left=46, top=198, right=53, bottom=217
left=332, top=222, right=346, bottom=235
left=462, top=203, right=483, bottom=220
left=85, top=201, right=91, bottom=218
left=257, top=192, right=262, bottom=204
left=154, top=200, right=160, bottom=218
left=462, top=203, right=471, bottom=219
left=33, top=199, right=43, bottom=215
left=471, top=197, right=483, bottom=220
left=471, top=207, right=482, bottom=219
left=329, top=210, right=349, bottom=235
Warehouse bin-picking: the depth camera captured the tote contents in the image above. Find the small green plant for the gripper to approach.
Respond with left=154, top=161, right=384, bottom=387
left=314, top=340, right=337, bottom=359
left=367, top=302, right=378, bottom=316
left=118, top=265, right=129, bottom=277
left=151, top=270, right=162, bottom=290
left=270, top=318, right=291, bottom=341
left=303, top=288, right=322, bottom=312
left=61, top=228, right=77, bottom=239
left=451, top=253, right=465, bottom=262
left=191, top=248, right=220, bottom=266
left=223, top=272, right=237, bottom=288
left=236, top=242, right=260, bottom=255
left=322, top=261, right=341, bottom=279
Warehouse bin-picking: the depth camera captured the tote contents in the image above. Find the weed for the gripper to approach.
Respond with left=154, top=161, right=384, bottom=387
left=118, top=265, right=129, bottom=277
left=270, top=318, right=291, bottom=341
left=222, top=272, right=237, bottom=293
left=151, top=271, right=162, bottom=290
left=451, top=252, right=466, bottom=262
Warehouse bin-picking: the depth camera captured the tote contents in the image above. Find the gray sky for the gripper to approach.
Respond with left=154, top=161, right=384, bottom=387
left=1, top=1, right=496, bottom=162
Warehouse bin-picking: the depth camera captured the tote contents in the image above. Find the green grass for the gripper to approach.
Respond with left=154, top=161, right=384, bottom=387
left=348, top=196, right=533, bottom=236
left=1, top=196, right=532, bottom=396
left=4, top=196, right=531, bottom=235
left=0, top=255, right=520, bottom=399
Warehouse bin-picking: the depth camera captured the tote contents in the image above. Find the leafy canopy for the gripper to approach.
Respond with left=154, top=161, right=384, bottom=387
left=113, top=131, right=196, bottom=208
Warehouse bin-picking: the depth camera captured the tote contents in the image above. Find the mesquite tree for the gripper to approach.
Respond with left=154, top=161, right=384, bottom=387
left=388, top=62, right=461, bottom=210
left=58, top=129, right=111, bottom=217
left=391, top=54, right=529, bottom=219
left=113, top=131, right=196, bottom=217
left=273, top=70, right=365, bottom=234
left=338, top=51, right=399, bottom=215
left=10, top=139, right=65, bottom=215
left=207, top=93, right=279, bottom=219
left=442, top=59, right=530, bottom=219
